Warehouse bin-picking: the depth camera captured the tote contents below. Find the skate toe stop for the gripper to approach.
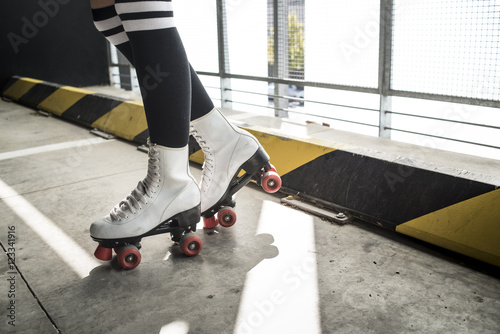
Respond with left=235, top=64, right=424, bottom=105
left=94, top=245, right=113, bottom=261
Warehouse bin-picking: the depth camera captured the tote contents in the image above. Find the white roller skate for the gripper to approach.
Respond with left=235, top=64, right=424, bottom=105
left=91, top=140, right=202, bottom=270
left=190, top=108, right=281, bottom=229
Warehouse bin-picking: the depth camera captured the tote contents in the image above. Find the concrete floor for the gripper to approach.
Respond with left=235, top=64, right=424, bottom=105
left=0, top=98, right=499, bottom=334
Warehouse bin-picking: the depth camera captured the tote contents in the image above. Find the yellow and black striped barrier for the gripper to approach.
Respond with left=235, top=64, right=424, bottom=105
left=2, top=76, right=150, bottom=143
left=3, top=76, right=499, bottom=267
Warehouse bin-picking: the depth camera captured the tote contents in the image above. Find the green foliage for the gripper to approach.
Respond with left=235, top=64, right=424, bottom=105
left=268, top=11, right=305, bottom=71
left=288, top=12, right=304, bottom=71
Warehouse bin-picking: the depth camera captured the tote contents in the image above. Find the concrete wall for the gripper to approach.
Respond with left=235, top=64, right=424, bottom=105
left=0, top=0, right=109, bottom=88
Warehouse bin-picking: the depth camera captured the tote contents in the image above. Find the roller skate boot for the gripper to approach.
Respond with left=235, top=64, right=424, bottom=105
left=91, top=140, right=202, bottom=270
left=190, top=108, right=281, bottom=229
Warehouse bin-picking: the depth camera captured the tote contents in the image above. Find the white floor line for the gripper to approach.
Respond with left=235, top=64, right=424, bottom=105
left=233, top=200, right=321, bottom=334
left=0, top=178, right=100, bottom=278
left=0, top=137, right=114, bottom=161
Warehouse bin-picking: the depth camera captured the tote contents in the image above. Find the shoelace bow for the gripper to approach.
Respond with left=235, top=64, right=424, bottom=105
left=110, top=145, right=162, bottom=221
left=190, top=126, right=214, bottom=192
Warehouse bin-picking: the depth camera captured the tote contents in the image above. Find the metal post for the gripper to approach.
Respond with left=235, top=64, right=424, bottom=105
left=274, top=0, right=289, bottom=117
left=216, top=0, right=232, bottom=109
left=378, top=0, right=393, bottom=138
left=117, top=51, right=132, bottom=91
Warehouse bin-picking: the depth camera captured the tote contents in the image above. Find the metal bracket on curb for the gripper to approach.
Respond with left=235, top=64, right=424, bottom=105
left=137, top=145, right=148, bottom=153
left=90, top=128, right=116, bottom=140
left=36, top=109, right=50, bottom=117
left=281, top=196, right=350, bottom=225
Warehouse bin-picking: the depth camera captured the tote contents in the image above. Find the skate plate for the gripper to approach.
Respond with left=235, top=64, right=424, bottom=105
left=92, top=206, right=202, bottom=270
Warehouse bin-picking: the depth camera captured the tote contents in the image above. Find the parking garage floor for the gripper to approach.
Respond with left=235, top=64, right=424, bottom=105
left=0, top=98, right=499, bottom=334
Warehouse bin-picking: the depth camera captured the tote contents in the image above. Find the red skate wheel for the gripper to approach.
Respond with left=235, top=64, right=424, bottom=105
left=117, top=245, right=141, bottom=270
left=203, top=215, right=218, bottom=229
left=180, top=233, right=203, bottom=257
left=94, top=245, right=112, bottom=261
left=218, top=207, right=237, bottom=227
left=261, top=171, right=282, bottom=193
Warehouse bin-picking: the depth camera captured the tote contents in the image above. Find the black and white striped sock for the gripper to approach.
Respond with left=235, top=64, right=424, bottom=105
left=91, top=5, right=134, bottom=64
left=116, top=0, right=176, bottom=32
left=92, top=1, right=214, bottom=140
left=115, top=0, right=214, bottom=120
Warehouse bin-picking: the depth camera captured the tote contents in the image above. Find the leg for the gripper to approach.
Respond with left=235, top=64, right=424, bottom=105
left=90, top=0, right=213, bottom=120
left=109, top=0, right=279, bottom=216
left=89, top=0, right=280, bottom=231
left=114, top=0, right=190, bottom=147
left=90, top=1, right=200, bottom=251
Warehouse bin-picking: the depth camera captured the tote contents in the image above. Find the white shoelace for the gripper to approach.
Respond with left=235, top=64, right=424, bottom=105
left=190, top=126, right=214, bottom=193
left=110, top=143, right=161, bottom=221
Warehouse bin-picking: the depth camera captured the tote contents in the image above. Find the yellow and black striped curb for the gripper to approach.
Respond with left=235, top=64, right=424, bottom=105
left=2, top=76, right=499, bottom=267
left=2, top=76, right=150, bottom=143
left=281, top=148, right=499, bottom=267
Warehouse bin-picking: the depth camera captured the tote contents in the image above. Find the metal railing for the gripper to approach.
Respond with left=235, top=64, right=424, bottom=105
left=108, top=0, right=500, bottom=159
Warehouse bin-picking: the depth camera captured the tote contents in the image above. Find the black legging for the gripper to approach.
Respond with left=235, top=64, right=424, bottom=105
left=92, top=0, right=214, bottom=147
